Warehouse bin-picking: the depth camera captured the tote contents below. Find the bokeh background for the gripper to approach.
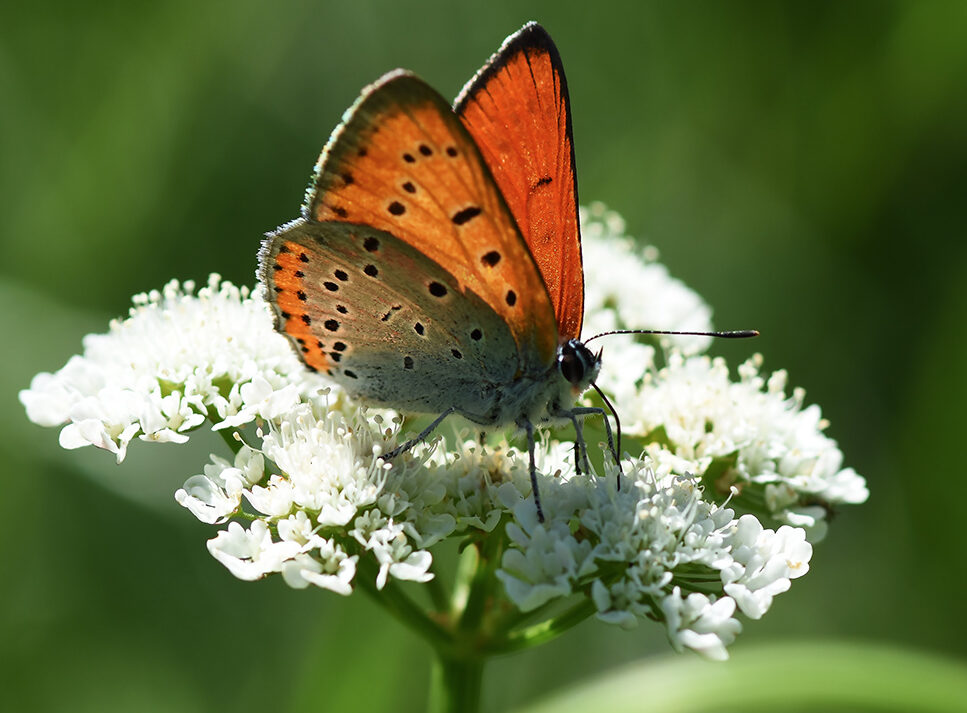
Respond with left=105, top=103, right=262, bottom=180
left=2, top=2, right=965, bottom=711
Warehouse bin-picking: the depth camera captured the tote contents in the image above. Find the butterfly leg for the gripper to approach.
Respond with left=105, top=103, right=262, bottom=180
left=519, top=418, right=546, bottom=523
left=383, top=406, right=458, bottom=460
left=565, top=406, right=621, bottom=490
left=564, top=411, right=591, bottom=476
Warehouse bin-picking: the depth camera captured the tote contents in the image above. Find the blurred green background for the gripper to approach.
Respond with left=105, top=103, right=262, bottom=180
left=3, top=1, right=966, bottom=711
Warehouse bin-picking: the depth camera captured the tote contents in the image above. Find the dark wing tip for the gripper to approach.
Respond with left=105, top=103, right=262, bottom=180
left=511, top=21, right=554, bottom=51
left=454, top=22, right=563, bottom=111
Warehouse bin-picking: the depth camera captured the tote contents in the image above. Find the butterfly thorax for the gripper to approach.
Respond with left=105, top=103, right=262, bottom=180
left=495, top=338, right=601, bottom=428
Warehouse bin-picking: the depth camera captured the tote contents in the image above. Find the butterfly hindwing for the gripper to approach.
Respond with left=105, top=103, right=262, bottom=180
left=305, top=70, right=558, bottom=371
left=455, top=22, right=584, bottom=342
left=260, top=219, right=524, bottom=420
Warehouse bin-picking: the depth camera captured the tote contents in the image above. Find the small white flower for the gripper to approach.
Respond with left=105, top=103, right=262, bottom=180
left=207, top=521, right=301, bottom=581
left=176, top=448, right=264, bottom=524
left=497, top=503, right=593, bottom=611
left=661, top=587, right=741, bottom=661
left=282, top=553, right=357, bottom=595
left=721, top=516, right=812, bottom=619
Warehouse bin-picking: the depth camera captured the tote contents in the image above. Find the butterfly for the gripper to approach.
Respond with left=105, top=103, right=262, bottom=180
left=259, top=22, right=617, bottom=522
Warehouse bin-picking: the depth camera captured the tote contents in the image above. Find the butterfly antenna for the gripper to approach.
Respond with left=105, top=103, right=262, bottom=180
left=590, top=382, right=622, bottom=483
left=585, top=329, right=759, bottom=344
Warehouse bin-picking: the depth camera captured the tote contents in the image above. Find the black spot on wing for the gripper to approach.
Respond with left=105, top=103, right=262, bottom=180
left=452, top=206, right=482, bottom=225
left=481, top=250, right=501, bottom=267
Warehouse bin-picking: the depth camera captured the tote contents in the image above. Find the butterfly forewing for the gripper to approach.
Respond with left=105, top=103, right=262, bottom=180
left=261, top=219, right=524, bottom=420
left=305, top=71, right=558, bottom=370
left=454, top=22, right=584, bottom=342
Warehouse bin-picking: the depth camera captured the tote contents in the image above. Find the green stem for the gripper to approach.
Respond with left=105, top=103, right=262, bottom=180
left=354, top=554, right=453, bottom=651
left=485, top=599, right=597, bottom=654
left=458, top=525, right=505, bottom=632
left=428, top=651, right=484, bottom=713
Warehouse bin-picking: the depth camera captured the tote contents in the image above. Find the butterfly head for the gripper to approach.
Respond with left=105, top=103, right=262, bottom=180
left=557, top=338, right=601, bottom=396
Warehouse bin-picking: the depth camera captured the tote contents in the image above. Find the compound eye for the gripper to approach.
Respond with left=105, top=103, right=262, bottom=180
left=559, top=352, right=585, bottom=384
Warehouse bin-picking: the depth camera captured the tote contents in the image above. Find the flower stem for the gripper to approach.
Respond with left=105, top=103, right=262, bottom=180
left=354, top=554, right=453, bottom=651
left=485, top=598, right=597, bottom=654
left=427, top=650, right=484, bottom=713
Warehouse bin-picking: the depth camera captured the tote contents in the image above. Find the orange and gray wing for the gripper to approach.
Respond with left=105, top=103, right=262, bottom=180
left=299, top=70, right=558, bottom=371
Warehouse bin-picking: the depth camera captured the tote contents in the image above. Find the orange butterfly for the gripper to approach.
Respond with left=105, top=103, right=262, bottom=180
left=260, top=22, right=613, bottom=521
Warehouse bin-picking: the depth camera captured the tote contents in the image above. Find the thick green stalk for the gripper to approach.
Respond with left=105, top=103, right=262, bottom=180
left=428, top=651, right=484, bottom=713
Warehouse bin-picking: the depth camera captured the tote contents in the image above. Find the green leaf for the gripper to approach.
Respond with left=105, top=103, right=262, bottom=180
left=514, top=640, right=967, bottom=713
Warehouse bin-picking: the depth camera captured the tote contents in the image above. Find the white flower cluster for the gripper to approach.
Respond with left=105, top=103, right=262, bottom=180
left=179, top=399, right=439, bottom=594
left=612, top=353, right=869, bottom=541
left=19, top=275, right=327, bottom=462
left=20, top=206, right=867, bottom=660
left=492, top=457, right=811, bottom=661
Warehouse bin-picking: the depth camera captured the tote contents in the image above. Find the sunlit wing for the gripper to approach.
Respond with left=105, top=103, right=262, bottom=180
left=303, top=70, right=558, bottom=370
left=454, top=21, right=584, bottom=341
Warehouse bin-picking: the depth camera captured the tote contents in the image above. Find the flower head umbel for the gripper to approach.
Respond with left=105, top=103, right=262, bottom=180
left=20, top=203, right=867, bottom=661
